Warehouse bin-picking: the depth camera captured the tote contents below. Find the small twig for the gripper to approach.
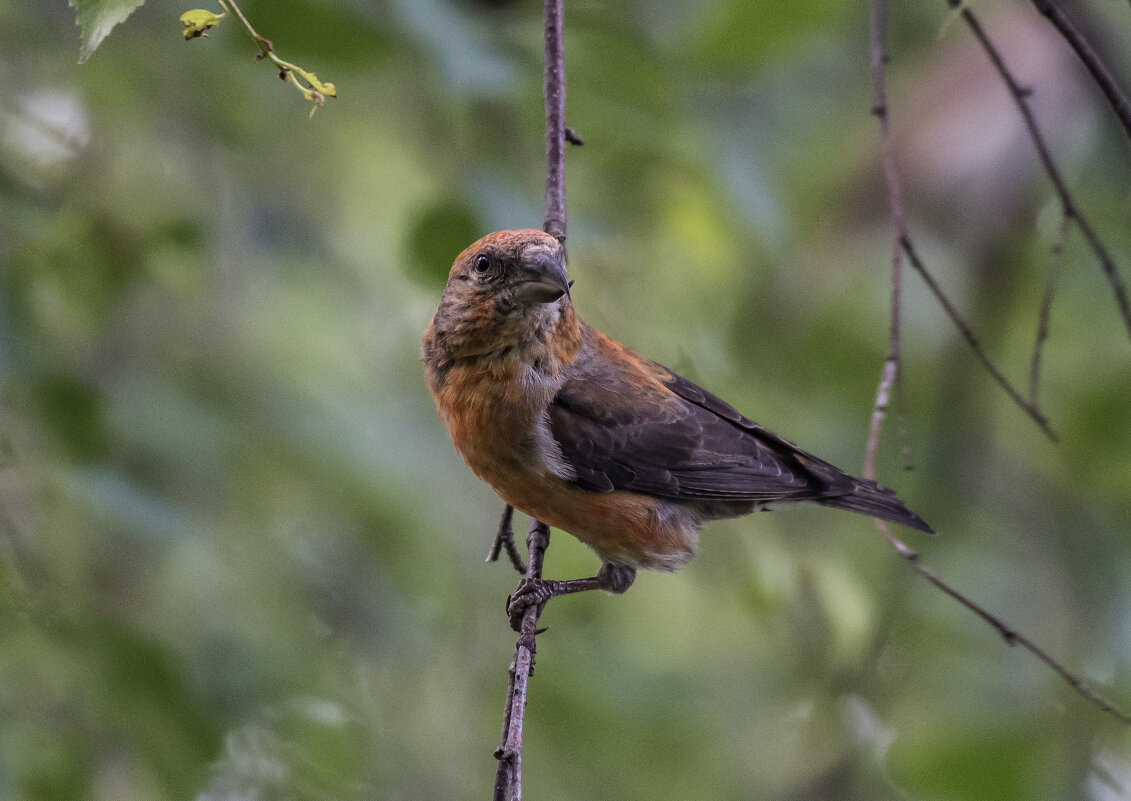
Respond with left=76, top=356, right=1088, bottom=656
left=901, top=236, right=1058, bottom=441
left=949, top=0, right=1131, bottom=340
left=864, top=0, right=910, bottom=482
left=894, top=372, right=915, bottom=471
left=542, top=0, right=567, bottom=245
left=1029, top=0, right=1131, bottom=144
left=216, top=0, right=272, bottom=57
left=487, top=505, right=526, bottom=574
left=864, top=0, right=1129, bottom=732
left=213, top=0, right=336, bottom=113
left=876, top=520, right=1131, bottom=725
left=493, top=520, right=551, bottom=801
left=493, top=2, right=568, bottom=798
left=1029, top=212, right=1069, bottom=407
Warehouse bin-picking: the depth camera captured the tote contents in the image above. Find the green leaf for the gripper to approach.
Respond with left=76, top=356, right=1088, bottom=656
left=180, top=9, right=225, bottom=40
left=69, top=0, right=147, bottom=63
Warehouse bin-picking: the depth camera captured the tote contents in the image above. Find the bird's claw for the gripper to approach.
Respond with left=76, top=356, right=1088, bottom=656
left=506, top=577, right=557, bottom=631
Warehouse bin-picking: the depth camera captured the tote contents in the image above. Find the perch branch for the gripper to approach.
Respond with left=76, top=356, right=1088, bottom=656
left=493, top=520, right=551, bottom=801
left=493, top=2, right=568, bottom=798
left=543, top=0, right=567, bottom=245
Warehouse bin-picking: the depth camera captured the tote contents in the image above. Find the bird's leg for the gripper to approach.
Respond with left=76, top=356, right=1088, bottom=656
left=485, top=504, right=526, bottom=574
left=507, top=562, right=636, bottom=631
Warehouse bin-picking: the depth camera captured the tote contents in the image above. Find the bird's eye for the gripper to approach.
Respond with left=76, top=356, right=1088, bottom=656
left=473, top=254, right=491, bottom=273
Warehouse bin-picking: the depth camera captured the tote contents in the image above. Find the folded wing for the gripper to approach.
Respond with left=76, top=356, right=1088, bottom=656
left=547, top=345, right=932, bottom=532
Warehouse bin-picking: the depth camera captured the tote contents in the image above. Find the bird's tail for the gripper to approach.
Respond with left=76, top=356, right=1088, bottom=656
left=816, top=479, right=934, bottom=533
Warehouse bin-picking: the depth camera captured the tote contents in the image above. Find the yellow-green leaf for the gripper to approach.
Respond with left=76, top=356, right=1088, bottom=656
left=180, top=9, right=225, bottom=40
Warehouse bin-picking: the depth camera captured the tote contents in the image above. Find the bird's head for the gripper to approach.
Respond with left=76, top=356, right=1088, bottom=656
left=425, top=229, right=573, bottom=360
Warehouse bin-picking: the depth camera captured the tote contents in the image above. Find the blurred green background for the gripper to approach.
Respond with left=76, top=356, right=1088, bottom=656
left=3, top=1, right=1131, bottom=799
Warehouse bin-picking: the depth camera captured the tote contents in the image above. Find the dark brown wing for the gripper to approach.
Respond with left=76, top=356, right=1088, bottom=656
left=548, top=354, right=932, bottom=532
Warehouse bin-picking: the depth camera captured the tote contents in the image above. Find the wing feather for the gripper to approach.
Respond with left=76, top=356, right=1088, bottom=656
left=546, top=338, right=933, bottom=533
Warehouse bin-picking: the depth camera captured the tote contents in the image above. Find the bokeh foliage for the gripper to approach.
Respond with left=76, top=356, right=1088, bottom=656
left=2, top=0, right=1130, bottom=799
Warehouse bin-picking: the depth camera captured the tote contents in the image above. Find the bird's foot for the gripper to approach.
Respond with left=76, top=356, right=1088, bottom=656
left=507, top=578, right=571, bottom=631
left=505, top=564, right=637, bottom=631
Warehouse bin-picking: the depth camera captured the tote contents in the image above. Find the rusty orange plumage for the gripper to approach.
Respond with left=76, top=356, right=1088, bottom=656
left=423, top=230, right=932, bottom=624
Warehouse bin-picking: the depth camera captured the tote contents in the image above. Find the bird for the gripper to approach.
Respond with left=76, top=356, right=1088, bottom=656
left=422, top=229, right=932, bottom=627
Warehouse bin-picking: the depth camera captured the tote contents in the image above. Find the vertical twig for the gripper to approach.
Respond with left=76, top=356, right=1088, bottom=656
left=493, top=2, right=567, bottom=798
left=864, top=0, right=908, bottom=482
left=1029, top=212, right=1069, bottom=406
left=493, top=521, right=551, bottom=801
left=487, top=505, right=526, bottom=574
left=543, top=0, right=567, bottom=245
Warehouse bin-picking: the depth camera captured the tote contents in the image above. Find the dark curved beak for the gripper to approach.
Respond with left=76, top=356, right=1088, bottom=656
left=512, top=250, right=571, bottom=305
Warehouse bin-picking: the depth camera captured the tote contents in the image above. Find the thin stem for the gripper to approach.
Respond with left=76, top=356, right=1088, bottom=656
left=950, top=0, right=1131, bottom=339
left=876, top=521, right=1131, bottom=725
left=216, top=0, right=273, bottom=57
left=1029, top=212, right=1069, bottom=406
left=864, top=0, right=909, bottom=481
left=1029, top=0, right=1131, bottom=144
left=493, top=3, right=567, bottom=798
left=901, top=235, right=1058, bottom=441
left=493, top=520, right=550, bottom=801
left=543, top=0, right=567, bottom=244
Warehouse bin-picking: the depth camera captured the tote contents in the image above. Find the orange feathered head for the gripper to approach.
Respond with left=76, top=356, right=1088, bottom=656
left=424, top=230, right=572, bottom=361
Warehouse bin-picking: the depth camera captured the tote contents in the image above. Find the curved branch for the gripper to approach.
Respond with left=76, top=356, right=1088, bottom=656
left=900, top=236, right=1057, bottom=441
left=1029, top=0, right=1131, bottom=144
left=877, top=522, right=1131, bottom=725
left=950, top=0, right=1131, bottom=340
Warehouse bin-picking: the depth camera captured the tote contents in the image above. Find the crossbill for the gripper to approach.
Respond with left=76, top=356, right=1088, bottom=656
left=423, top=230, right=932, bottom=625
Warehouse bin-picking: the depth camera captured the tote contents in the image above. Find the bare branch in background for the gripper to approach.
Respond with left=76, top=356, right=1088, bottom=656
left=864, top=0, right=911, bottom=483
left=1029, top=213, right=1069, bottom=407
left=951, top=0, right=1131, bottom=339
left=866, top=0, right=1130, bottom=729
left=1029, top=0, right=1131, bottom=143
left=900, top=235, right=1057, bottom=441
left=878, top=521, right=1131, bottom=726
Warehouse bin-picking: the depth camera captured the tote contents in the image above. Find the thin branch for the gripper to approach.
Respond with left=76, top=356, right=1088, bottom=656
left=865, top=0, right=1129, bottom=732
left=216, top=0, right=272, bottom=57
left=212, top=0, right=336, bottom=113
left=949, top=0, right=1131, bottom=340
left=1029, top=0, right=1131, bottom=144
left=493, top=2, right=568, bottom=798
left=1029, top=212, right=1069, bottom=407
left=901, top=235, right=1058, bottom=441
left=493, top=520, right=550, bottom=801
left=876, top=520, right=1131, bottom=725
left=864, top=0, right=910, bottom=482
left=543, top=0, right=567, bottom=245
